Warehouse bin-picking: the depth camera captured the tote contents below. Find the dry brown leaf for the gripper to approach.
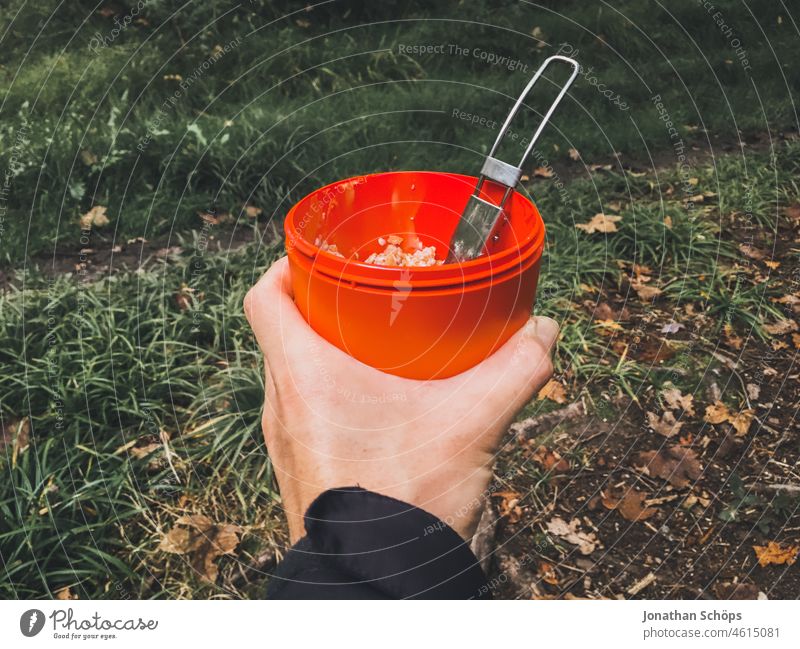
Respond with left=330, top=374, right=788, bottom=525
left=784, top=204, right=800, bottom=224
left=646, top=411, right=683, bottom=438
left=244, top=205, right=262, bottom=218
left=792, top=332, right=800, bottom=349
left=575, top=213, right=622, bottom=234
left=54, top=586, right=78, bottom=600
left=723, top=323, right=743, bottom=350
left=704, top=401, right=754, bottom=436
left=704, top=401, right=731, bottom=425
left=80, top=150, right=98, bottom=166
left=753, top=541, right=798, bottom=567
left=546, top=517, right=598, bottom=555
left=729, top=409, right=755, bottom=436
left=631, top=282, right=662, bottom=301
left=660, top=321, right=684, bottom=334
left=533, top=166, right=554, bottom=178
left=764, top=260, right=780, bottom=270
left=763, top=319, right=798, bottom=336
left=602, top=488, right=657, bottom=521
left=568, top=147, right=581, bottom=161
left=175, top=284, right=194, bottom=311
left=80, top=205, right=109, bottom=229
left=635, top=446, right=702, bottom=488
left=491, top=490, right=522, bottom=523
left=537, top=561, right=560, bottom=585
left=530, top=445, right=570, bottom=473
left=662, top=387, right=695, bottom=416
left=159, top=515, right=242, bottom=583
left=537, top=379, right=567, bottom=404
left=739, top=243, right=765, bottom=260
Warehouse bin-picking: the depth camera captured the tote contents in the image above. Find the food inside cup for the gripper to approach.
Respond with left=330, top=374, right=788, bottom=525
left=317, top=234, right=444, bottom=267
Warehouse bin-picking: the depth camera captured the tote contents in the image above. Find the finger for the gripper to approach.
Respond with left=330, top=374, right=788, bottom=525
left=244, top=256, right=302, bottom=356
left=454, top=315, right=559, bottom=417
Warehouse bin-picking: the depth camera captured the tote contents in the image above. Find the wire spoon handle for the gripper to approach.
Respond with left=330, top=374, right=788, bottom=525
left=447, top=55, right=580, bottom=263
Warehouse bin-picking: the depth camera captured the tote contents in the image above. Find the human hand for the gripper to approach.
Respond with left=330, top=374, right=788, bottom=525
left=244, top=257, right=558, bottom=543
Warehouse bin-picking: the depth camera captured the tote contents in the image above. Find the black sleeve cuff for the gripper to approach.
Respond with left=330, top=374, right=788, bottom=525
left=266, top=487, right=490, bottom=599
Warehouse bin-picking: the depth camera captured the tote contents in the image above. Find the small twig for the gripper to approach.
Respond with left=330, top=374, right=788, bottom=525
left=748, top=483, right=800, bottom=493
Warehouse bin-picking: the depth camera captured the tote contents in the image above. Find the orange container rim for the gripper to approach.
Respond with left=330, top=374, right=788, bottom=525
left=284, top=171, right=545, bottom=286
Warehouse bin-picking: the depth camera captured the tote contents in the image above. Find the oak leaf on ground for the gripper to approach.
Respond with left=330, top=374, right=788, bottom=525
left=634, top=446, right=702, bottom=488
left=158, top=514, right=242, bottom=583
left=537, top=379, right=567, bottom=404
left=602, top=488, right=657, bottom=521
left=575, top=213, right=622, bottom=234
left=546, top=517, right=598, bottom=555
left=753, top=541, right=798, bottom=567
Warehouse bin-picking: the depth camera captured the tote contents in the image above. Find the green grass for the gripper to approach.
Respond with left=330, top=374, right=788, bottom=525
left=2, top=137, right=797, bottom=598
left=1, top=0, right=798, bottom=262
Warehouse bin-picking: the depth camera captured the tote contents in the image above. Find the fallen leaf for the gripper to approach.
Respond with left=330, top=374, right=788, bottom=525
left=663, top=215, right=673, bottom=229
left=753, top=541, right=798, bottom=567
left=746, top=383, right=761, bottom=400
left=723, top=323, right=743, bottom=350
left=568, top=147, right=580, bottom=161
left=793, top=332, right=800, bottom=349
left=537, top=379, right=567, bottom=404
left=575, top=213, right=622, bottom=234
left=635, top=446, right=702, bottom=488
left=491, top=490, right=522, bottom=523
left=660, top=321, right=684, bottom=334
left=704, top=401, right=731, bottom=425
left=530, top=445, right=570, bottom=473
left=533, top=166, right=554, bottom=178
left=80, top=205, right=110, bottom=229
left=159, top=515, right=242, bottom=583
left=784, top=204, right=800, bottom=224
left=646, top=411, right=683, bottom=438
left=704, top=401, right=754, bottom=436
left=537, top=561, right=560, bottom=585
left=54, top=586, right=78, bottom=600
left=589, top=163, right=612, bottom=172
left=546, top=517, right=598, bottom=555
left=662, top=387, right=695, bottom=416
left=602, top=488, right=657, bottom=521
left=729, top=409, right=755, bottom=436
left=763, top=319, right=798, bottom=336
left=244, top=205, right=262, bottom=218
left=631, top=282, right=662, bottom=301
left=764, top=260, right=780, bottom=270
left=198, top=210, right=219, bottom=225
left=629, top=336, right=674, bottom=362
left=175, top=284, right=194, bottom=311
left=739, top=243, right=765, bottom=260
left=80, top=150, right=98, bottom=166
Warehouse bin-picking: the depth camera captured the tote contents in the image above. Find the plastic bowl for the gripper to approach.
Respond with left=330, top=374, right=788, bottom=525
left=284, top=171, right=545, bottom=379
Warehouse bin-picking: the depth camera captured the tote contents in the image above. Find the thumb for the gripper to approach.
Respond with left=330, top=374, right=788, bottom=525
left=457, top=316, right=559, bottom=416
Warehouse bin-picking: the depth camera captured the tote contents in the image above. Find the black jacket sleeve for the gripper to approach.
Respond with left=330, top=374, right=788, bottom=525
left=265, top=487, right=490, bottom=599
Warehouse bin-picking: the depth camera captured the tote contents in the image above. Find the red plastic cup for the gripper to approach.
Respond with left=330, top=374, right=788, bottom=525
left=284, top=171, right=545, bottom=379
